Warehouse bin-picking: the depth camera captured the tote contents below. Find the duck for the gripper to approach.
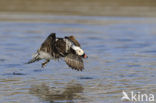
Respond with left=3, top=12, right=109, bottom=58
left=26, top=33, right=88, bottom=71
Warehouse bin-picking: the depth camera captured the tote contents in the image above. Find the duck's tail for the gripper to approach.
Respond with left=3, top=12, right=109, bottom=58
left=26, top=52, right=41, bottom=64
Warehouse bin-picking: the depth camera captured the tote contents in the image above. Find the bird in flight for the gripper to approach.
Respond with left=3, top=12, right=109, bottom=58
left=26, top=33, right=88, bottom=71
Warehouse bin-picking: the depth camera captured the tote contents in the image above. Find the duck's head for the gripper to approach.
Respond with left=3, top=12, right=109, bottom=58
left=72, top=46, right=88, bottom=58
left=67, top=35, right=88, bottom=58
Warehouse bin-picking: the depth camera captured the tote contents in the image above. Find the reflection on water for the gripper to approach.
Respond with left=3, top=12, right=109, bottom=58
left=29, top=82, right=84, bottom=103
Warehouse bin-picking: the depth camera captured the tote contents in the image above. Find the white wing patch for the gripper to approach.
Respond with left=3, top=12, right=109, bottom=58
left=64, top=38, right=73, bottom=52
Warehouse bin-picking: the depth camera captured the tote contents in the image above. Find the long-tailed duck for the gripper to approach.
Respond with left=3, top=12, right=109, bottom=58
left=26, top=33, right=88, bottom=71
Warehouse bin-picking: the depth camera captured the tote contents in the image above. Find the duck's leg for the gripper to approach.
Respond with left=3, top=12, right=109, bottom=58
left=42, top=60, right=50, bottom=68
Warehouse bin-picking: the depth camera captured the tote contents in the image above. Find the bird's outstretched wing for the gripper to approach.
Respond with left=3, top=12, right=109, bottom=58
left=39, top=33, right=56, bottom=54
left=64, top=54, right=84, bottom=71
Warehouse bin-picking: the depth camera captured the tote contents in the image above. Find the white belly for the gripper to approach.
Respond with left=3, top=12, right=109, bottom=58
left=39, top=51, right=52, bottom=60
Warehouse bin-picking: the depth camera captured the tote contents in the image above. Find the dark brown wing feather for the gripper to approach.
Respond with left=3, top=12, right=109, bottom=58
left=39, top=33, right=56, bottom=53
left=39, top=33, right=60, bottom=58
left=55, top=39, right=66, bottom=56
left=65, top=54, right=84, bottom=71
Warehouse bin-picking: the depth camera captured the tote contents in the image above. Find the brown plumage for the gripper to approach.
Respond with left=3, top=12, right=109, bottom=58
left=65, top=54, right=84, bottom=71
left=26, top=33, right=87, bottom=71
left=66, top=36, right=81, bottom=47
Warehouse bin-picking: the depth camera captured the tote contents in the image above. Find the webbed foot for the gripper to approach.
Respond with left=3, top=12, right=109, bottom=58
left=41, top=60, right=50, bottom=68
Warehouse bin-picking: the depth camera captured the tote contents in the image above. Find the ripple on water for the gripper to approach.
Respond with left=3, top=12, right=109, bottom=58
left=78, top=76, right=94, bottom=80
left=0, top=59, right=6, bottom=62
left=3, top=72, right=27, bottom=76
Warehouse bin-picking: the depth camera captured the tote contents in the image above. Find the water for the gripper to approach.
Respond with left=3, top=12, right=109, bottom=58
left=0, top=15, right=156, bottom=103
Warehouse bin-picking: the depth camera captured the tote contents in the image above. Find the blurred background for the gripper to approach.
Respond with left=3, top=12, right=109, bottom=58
left=0, top=0, right=156, bottom=103
left=0, top=0, right=156, bottom=17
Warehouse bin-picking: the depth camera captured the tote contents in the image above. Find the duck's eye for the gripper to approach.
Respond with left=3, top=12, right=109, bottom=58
left=77, top=50, right=81, bottom=55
